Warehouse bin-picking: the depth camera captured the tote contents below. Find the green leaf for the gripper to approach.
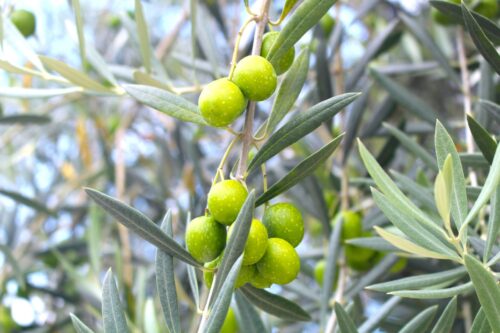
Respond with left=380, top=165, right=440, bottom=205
left=70, top=314, right=95, bottom=333
left=0, top=244, right=26, bottom=290
left=464, top=254, right=500, bottom=331
left=135, top=0, right=152, bottom=73
left=102, top=269, right=129, bottom=333
left=240, top=285, right=311, bottom=321
left=71, top=0, right=86, bottom=65
left=400, top=13, right=460, bottom=85
left=462, top=3, right=500, bottom=75
left=187, top=264, right=199, bottom=310
left=266, top=0, right=337, bottom=67
left=275, top=0, right=300, bottom=23
left=370, top=68, right=439, bottom=125
left=358, top=140, right=448, bottom=240
left=484, top=188, right=500, bottom=262
left=470, top=308, right=491, bottom=333
left=391, top=172, right=436, bottom=212
left=368, top=266, right=467, bottom=293
left=0, top=189, right=56, bottom=216
left=266, top=48, right=310, bottom=134
left=467, top=115, right=497, bottom=165
left=0, top=114, right=51, bottom=125
left=249, top=93, right=358, bottom=172
left=255, top=135, right=343, bottom=206
left=4, top=18, right=45, bottom=71
left=334, top=303, right=359, bottom=333
left=133, top=71, right=172, bottom=92
left=430, top=296, right=457, bottom=333
left=234, top=292, right=266, bottom=333
left=346, top=236, right=398, bottom=252
left=209, top=191, right=255, bottom=306
left=434, top=155, right=453, bottom=228
left=399, top=306, right=437, bottom=333
left=383, top=122, right=438, bottom=171
left=430, top=1, right=500, bottom=44
left=39, top=56, right=110, bottom=92
left=0, top=60, right=44, bottom=76
left=321, top=215, right=343, bottom=330
left=155, top=211, right=181, bottom=333
left=124, top=84, right=207, bottom=126
left=462, top=144, right=500, bottom=231
left=0, top=87, right=82, bottom=99
left=479, top=100, right=500, bottom=123
left=358, top=296, right=401, bottom=333
left=374, top=227, right=452, bottom=260
left=435, top=120, right=468, bottom=232
left=390, top=282, right=473, bottom=299
left=372, top=189, right=458, bottom=260
left=85, top=188, right=200, bottom=267
left=205, top=257, right=243, bottom=333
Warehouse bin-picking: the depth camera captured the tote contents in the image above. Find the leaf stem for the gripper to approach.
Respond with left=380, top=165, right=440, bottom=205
left=212, top=135, right=240, bottom=186
left=228, top=17, right=257, bottom=80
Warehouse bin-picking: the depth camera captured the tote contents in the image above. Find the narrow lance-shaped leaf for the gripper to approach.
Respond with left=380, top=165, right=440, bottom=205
left=368, top=266, right=467, bottom=293
left=234, top=292, right=266, bottom=333
left=155, top=211, right=181, bottom=333
left=85, top=188, right=200, bottom=267
left=274, top=0, right=299, bottom=24
left=334, top=303, right=359, bottom=333
left=40, top=56, right=110, bottom=93
left=102, top=269, right=129, bottom=333
left=464, top=254, right=500, bottom=331
left=0, top=114, right=51, bottom=125
left=265, top=48, right=310, bottom=134
left=70, top=314, right=95, bottom=333
left=430, top=297, right=457, bottom=333
left=390, top=281, right=474, bottom=299
left=359, top=296, right=401, bottom=333
left=204, top=257, right=243, bottom=333
left=470, top=308, right=491, bottom=333
left=135, top=0, right=152, bottom=73
left=467, top=115, right=497, bottom=165
left=71, top=0, right=86, bottom=65
left=370, top=68, right=439, bottom=125
left=256, top=134, right=344, bottom=206
left=399, top=306, right=437, bottom=333
left=434, top=155, right=453, bottom=230
left=266, top=0, right=337, bottom=66
left=0, top=189, right=56, bottom=216
left=462, top=3, right=500, bottom=75
left=4, top=18, right=45, bottom=71
left=0, top=87, right=82, bottom=99
left=240, top=285, right=311, bottom=321
left=484, top=188, right=500, bottom=262
left=209, top=191, right=255, bottom=306
left=249, top=93, right=359, bottom=172
left=124, top=84, right=207, bottom=126
left=374, top=226, right=452, bottom=260
left=429, top=1, right=500, bottom=44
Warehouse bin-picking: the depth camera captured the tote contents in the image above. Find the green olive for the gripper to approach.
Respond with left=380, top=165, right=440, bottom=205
left=256, top=238, right=300, bottom=285
left=203, top=255, right=222, bottom=288
left=229, top=219, right=268, bottom=265
left=185, top=216, right=226, bottom=263
left=313, top=259, right=339, bottom=290
left=250, top=270, right=273, bottom=289
left=263, top=202, right=304, bottom=247
left=10, top=9, right=36, bottom=38
left=235, top=264, right=257, bottom=288
left=338, top=211, right=363, bottom=241
left=198, top=78, right=247, bottom=127
left=319, top=13, right=336, bottom=37
left=207, top=180, right=248, bottom=225
left=260, top=32, right=295, bottom=75
left=220, top=308, right=239, bottom=333
left=232, top=55, right=277, bottom=101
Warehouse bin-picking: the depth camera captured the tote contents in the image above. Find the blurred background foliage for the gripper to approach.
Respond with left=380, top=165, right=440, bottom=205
left=0, top=0, right=498, bottom=332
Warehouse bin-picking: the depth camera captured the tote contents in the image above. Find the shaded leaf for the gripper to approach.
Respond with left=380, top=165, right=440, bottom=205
left=71, top=0, right=86, bottom=65
left=346, top=236, right=399, bottom=252
left=484, top=188, right=500, bottom=262
left=102, top=269, right=129, bottom=333
left=470, top=308, right=491, bottom=333
left=359, top=296, right=401, bottom=333
left=256, top=135, right=343, bottom=206
left=467, top=115, right=497, bottom=165
left=70, top=314, right=95, bottom=333
left=234, top=292, right=267, bottom=333
left=430, top=297, right=457, bottom=333
left=124, top=84, right=207, bottom=125
left=135, top=0, right=152, bottom=73
left=0, top=114, right=51, bottom=125
left=334, top=303, right=359, bottom=333
left=399, top=306, right=437, bottom=333
left=390, top=281, right=473, bottom=299
left=240, top=285, right=311, bottom=322
left=85, top=188, right=200, bottom=267
left=0, top=189, right=56, bottom=216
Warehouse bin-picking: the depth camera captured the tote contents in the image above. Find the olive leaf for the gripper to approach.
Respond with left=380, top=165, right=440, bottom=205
left=124, top=84, right=207, bottom=125
left=0, top=189, right=56, bottom=216
left=467, top=115, right=497, bottom=165
left=70, top=0, right=86, bottom=65
left=248, top=93, right=358, bottom=172
left=0, top=114, right=51, bottom=125
left=155, top=211, right=181, bottom=333
left=470, top=308, right=491, bottom=333
left=240, top=285, right=311, bottom=321
left=484, top=188, right=500, bottom=262
left=85, top=188, right=201, bottom=267
left=334, top=303, right=359, bottom=333
left=102, top=269, right=129, bottom=333
left=135, top=0, right=152, bottom=73
left=234, top=292, right=267, bottom=333
left=399, top=306, right=437, bottom=333
left=266, top=0, right=337, bottom=67
left=389, top=282, right=474, bottom=299
left=430, top=297, right=457, bottom=333
left=462, top=3, right=500, bottom=75
left=70, top=314, right=95, bottom=333
left=256, top=134, right=344, bottom=206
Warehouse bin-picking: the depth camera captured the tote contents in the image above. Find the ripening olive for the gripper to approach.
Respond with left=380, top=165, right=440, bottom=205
left=263, top=203, right=304, bottom=247
left=10, top=9, right=36, bottom=37
left=207, top=180, right=248, bottom=225
left=235, top=264, right=257, bottom=288
left=313, top=259, right=339, bottom=290
left=232, top=55, right=277, bottom=101
left=260, top=32, right=295, bottom=75
left=229, top=219, right=268, bottom=265
left=198, top=78, right=247, bottom=127
left=185, top=216, right=226, bottom=263
left=220, top=308, right=239, bottom=333
left=319, top=13, right=336, bottom=37
left=256, top=238, right=300, bottom=285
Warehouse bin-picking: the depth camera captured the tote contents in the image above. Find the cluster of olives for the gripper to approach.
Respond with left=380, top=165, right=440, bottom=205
left=10, top=9, right=36, bottom=38
left=198, top=31, right=295, bottom=127
left=433, top=0, right=498, bottom=25
left=313, top=211, right=407, bottom=289
left=185, top=179, right=305, bottom=289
